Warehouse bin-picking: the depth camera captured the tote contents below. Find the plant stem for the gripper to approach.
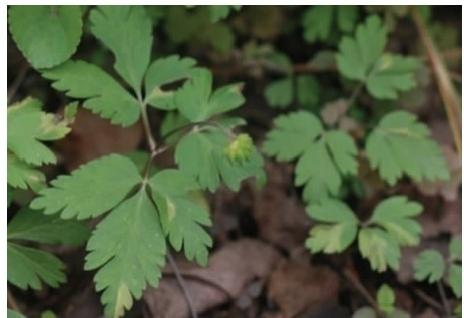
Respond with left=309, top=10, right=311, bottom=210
left=167, top=250, right=198, bottom=318
left=137, top=96, right=197, bottom=318
left=412, top=287, right=444, bottom=313
left=343, top=268, right=382, bottom=315
left=437, top=280, right=451, bottom=317
left=7, top=63, right=29, bottom=104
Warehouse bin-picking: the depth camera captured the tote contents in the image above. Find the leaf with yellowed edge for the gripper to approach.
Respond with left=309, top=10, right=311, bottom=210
left=149, top=169, right=212, bottom=266
left=85, top=189, right=166, bottom=318
left=358, top=227, right=401, bottom=272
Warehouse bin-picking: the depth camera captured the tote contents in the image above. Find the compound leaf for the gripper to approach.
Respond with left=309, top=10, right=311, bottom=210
left=175, top=129, right=263, bottom=192
left=448, top=264, right=462, bottom=298
left=302, top=6, right=333, bottom=43
left=85, top=190, right=166, bottom=318
left=263, top=111, right=323, bottom=161
left=90, top=6, right=152, bottom=92
left=149, top=169, right=212, bottom=266
left=366, top=111, right=449, bottom=185
left=358, top=227, right=401, bottom=272
left=336, top=15, right=418, bottom=99
left=144, top=55, right=197, bottom=109
left=449, top=237, right=462, bottom=262
left=42, top=60, right=140, bottom=127
left=8, top=152, right=45, bottom=192
left=305, top=200, right=358, bottom=253
left=8, top=207, right=90, bottom=246
left=413, top=249, right=445, bottom=283
left=8, top=97, right=72, bottom=166
left=8, top=5, right=82, bottom=69
left=377, top=284, right=395, bottom=313
left=370, top=196, right=423, bottom=246
left=7, top=242, right=65, bottom=290
left=31, top=154, right=141, bottom=220
left=175, top=69, right=245, bottom=122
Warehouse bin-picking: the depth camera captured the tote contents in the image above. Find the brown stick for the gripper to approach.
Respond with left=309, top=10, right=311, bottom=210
left=411, top=7, right=462, bottom=156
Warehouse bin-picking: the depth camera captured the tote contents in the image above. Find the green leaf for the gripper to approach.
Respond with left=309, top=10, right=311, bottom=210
left=336, top=15, right=419, bottom=99
left=305, top=200, right=358, bottom=253
left=31, top=154, right=141, bottom=220
left=352, top=307, right=376, bottom=318
left=175, top=69, right=245, bottom=122
left=336, top=6, right=359, bottom=33
left=302, top=6, right=334, bottom=43
left=90, top=6, right=152, bottom=91
left=85, top=190, right=166, bottom=318
left=175, top=129, right=264, bottom=192
left=8, top=207, right=90, bottom=246
left=377, top=284, right=395, bottom=313
left=8, top=97, right=71, bottom=166
left=144, top=55, right=197, bottom=109
left=42, top=60, right=140, bottom=127
left=413, top=249, right=445, bottom=283
left=264, top=111, right=357, bottom=202
left=448, top=264, right=462, bottom=298
left=358, top=227, right=401, bottom=272
left=366, top=111, right=449, bottom=185
left=8, top=152, right=45, bottom=192
left=8, top=242, right=65, bottom=290
left=208, top=5, right=241, bottom=22
left=263, top=111, right=323, bottom=161
left=264, top=77, right=293, bottom=108
left=296, top=75, right=320, bottom=108
left=8, top=5, right=82, bottom=68
left=149, top=170, right=212, bottom=266
left=7, top=309, right=26, bottom=318
left=449, top=237, right=462, bottom=262
left=369, top=196, right=423, bottom=246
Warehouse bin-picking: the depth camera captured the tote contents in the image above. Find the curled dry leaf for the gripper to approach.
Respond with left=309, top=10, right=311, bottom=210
left=320, top=99, right=348, bottom=126
left=143, top=239, right=281, bottom=318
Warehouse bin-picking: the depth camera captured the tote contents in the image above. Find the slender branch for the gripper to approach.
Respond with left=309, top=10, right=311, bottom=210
left=412, top=287, right=444, bottom=313
left=139, top=102, right=156, bottom=153
left=437, top=280, right=451, bottom=317
left=342, top=268, right=381, bottom=315
left=7, top=288, right=20, bottom=312
left=167, top=251, right=198, bottom=318
left=7, top=63, right=29, bottom=104
left=346, top=82, right=364, bottom=109
left=411, top=7, right=461, bottom=156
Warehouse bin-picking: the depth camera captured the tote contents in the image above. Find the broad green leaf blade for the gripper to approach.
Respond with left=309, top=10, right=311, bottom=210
left=8, top=207, right=90, bottom=246
left=370, top=196, right=423, bottom=246
left=336, top=6, right=359, bottom=33
left=413, top=249, right=445, bottom=283
left=358, top=227, right=401, bottom=272
left=305, top=200, right=358, bottom=253
left=175, top=69, right=245, bottom=122
left=336, top=15, right=387, bottom=81
left=296, top=75, right=320, bottom=108
left=208, top=5, right=241, bottom=22
left=175, top=129, right=263, bottom=192
left=448, top=264, right=462, bottom=298
left=366, top=111, right=449, bottom=185
left=31, top=154, right=141, bottom=220
left=8, top=152, right=45, bottom=192
left=149, top=170, right=212, bottom=266
left=449, top=237, right=461, bottom=262
left=42, top=60, right=140, bottom=127
left=85, top=190, right=166, bottom=318
left=302, top=6, right=334, bottom=43
left=7, top=97, right=71, bottom=166
left=144, top=55, right=197, bottom=109
left=7, top=242, right=65, bottom=290
left=263, top=111, right=323, bottom=161
left=377, top=284, right=395, bottom=313
left=7, top=309, right=26, bottom=318
left=90, top=6, right=152, bottom=91
left=325, top=130, right=358, bottom=175
left=8, top=5, right=82, bottom=69
left=264, top=77, right=293, bottom=108
left=366, top=55, right=419, bottom=99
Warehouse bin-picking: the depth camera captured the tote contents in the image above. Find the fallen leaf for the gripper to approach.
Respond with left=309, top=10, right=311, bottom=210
left=143, top=239, right=281, bottom=318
